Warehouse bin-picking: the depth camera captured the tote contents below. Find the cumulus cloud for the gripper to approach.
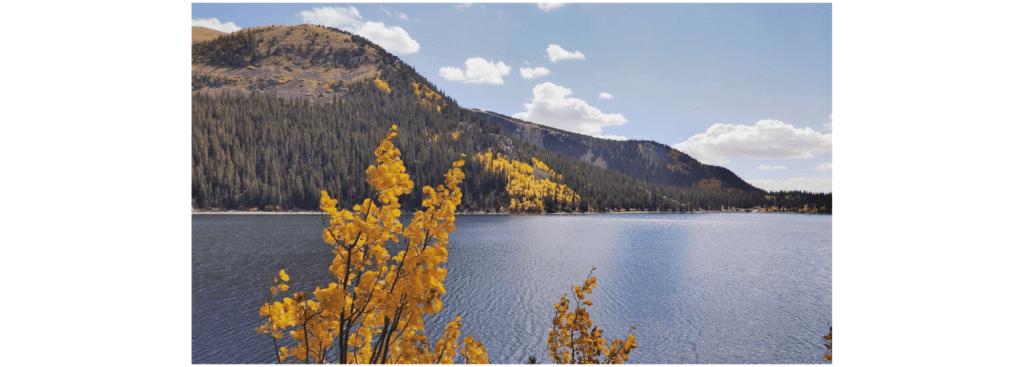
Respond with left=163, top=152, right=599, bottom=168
left=537, top=3, right=566, bottom=12
left=512, top=82, right=627, bottom=138
left=758, top=164, right=787, bottom=171
left=672, top=119, right=832, bottom=165
left=456, top=3, right=473, bottom=11
left=398, top=13, right=409, bottom=21
left=815, top=162, right=832, bottom=172
left=519, top=67, right=551, bottom=79
left=546, top=44, right=585, bottom=63
left=746, top=177, right=832, bottom=194
left=593, top=134, right=628, bottom=141
left=192, top=18, right=241, bottom=33
left=598, top=92, right=613, bottom=99
left=300, top=6, right=420, bottom=55
left=439, top=58, right=511, bottom=85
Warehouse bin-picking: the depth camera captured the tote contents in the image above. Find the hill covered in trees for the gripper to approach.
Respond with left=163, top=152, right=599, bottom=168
left=469, top=109, right=758, bottom=192
left=192, top=25, right=830, bottom=214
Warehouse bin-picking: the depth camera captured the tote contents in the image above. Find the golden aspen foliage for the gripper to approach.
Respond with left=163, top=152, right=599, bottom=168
left=822, top=326, right=832, bottom=362
left=547, top=267, right=636, bottom=364
left=412, top=82, right=445, bottom=113
left=475, top=151, right=580, bottom=213
left=374, top=78, right=391, bottom=93
left=257, top=125, right=486, bottom=364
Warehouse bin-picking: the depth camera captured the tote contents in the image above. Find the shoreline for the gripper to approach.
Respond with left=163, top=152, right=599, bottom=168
left=192, top=209, right=830, bottom=215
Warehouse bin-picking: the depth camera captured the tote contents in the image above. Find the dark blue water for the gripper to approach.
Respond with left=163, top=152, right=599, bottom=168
left=193, top=213, right=831, bottom=364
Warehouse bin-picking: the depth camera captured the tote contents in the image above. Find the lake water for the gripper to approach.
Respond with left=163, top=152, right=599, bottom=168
left=193, top=213, right=831, bottom=364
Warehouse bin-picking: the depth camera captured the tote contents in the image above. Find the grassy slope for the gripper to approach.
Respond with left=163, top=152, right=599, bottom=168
left=191, top=25, right=384, bottom=99
left=191, top=26, right=226, bottom=44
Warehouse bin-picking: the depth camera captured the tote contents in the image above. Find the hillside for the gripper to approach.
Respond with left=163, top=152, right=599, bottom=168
left=191, top=26, right=226, bottom=44
left=192, top=25, right=830, bottom=213
left=469, top=109, right=757, bottom=192
left=192, top=24, right=432, bottom=101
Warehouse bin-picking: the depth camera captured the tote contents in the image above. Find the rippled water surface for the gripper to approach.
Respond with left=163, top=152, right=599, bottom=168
left=193, top=213, right=831, bottom=364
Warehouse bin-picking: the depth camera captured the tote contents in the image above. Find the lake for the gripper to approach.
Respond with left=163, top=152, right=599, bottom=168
left=192, top=213, right=831, bottom=364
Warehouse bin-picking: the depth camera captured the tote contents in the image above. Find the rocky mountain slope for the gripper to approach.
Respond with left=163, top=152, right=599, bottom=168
left=469, top=109, right=757, bottom=192
left=192, top=25, right=830, bottom=213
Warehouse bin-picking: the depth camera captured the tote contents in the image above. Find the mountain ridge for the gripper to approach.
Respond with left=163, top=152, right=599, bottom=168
left=468, top=109, right=758, bottom=192
left=191, top=24, right=831, bottom=213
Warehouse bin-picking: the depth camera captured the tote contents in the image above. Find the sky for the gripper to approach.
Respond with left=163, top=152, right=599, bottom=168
left=192, top=2, right=832, bottom=193
left=7, top=3, right=1024, bottom=365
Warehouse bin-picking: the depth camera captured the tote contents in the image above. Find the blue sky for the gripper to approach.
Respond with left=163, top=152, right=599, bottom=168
left=193, top=3, right=832, bottom=193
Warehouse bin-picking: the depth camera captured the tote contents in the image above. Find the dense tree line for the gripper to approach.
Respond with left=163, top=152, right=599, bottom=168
left=472, top=110, right=756, bottom=192
left=193, top=80, right=829, bottom=213
left=191, top=27, right=268, bottom=68
left=191, top=23, right=830, bottom=214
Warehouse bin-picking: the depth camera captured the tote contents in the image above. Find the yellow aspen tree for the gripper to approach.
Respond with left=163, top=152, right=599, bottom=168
left=823, top=327, right=832, bottom=362
left=257, top=125, right=487, bottom=364
left=548, top=267, right=637, bottom=364
left=474, top=151, right=578, bottom=213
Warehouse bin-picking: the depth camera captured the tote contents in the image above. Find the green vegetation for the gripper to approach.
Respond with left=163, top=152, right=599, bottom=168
left=191, top=24, right=831, bottom=214
left=192, top=83, right=829, bottom=213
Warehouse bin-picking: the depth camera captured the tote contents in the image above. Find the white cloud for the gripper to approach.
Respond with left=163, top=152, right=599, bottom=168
left=439, top=57, right=511, bottom=85
left=456, top=3, right=473, bottom=11
left=593, top=134, right=628, bottom=141
left=815, top=162, right=833, bottom=172
left=537, top=3, right=566, bottom=12
left=300, top=6, right=420, bottom=55
left=672, top=119, right=832, bottom=165
left=512, top=82, right=627, bottom=138
left=192, top=18, right=241, bottom=33
left=380, top=7, right=410, bottom=21
left=598, top=92, right=613, bottom=99
left=757, top=164, right=788, bottom=171
left=546, top=44, right=585, bottom=63
left=747, top=177, right=832, bottom=194
left=301, top=7, right=363, bottom=29
left=519, top=67, right=551, bottom=79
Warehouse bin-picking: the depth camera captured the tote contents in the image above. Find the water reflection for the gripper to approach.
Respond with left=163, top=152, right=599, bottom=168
left=193, top=213, right=831, bottom=364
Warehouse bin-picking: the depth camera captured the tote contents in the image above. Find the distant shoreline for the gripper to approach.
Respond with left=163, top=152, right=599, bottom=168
left=192, top=209, right=829, bottom=215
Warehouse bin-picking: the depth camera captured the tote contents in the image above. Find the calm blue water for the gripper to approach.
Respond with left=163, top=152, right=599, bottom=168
left=193, top=213, right=831, bottom=364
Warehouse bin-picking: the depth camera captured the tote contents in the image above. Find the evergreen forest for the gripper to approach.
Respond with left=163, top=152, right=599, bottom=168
left=191, top=24, right=831, bottom=214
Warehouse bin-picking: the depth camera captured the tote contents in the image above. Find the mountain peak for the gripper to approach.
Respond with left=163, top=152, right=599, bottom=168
left=192, top=24, right=410, bottom=99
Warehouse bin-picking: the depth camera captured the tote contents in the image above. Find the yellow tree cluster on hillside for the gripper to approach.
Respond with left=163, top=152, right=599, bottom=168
left=256, top=125, right=487, bottom=364
left=412, top=82, right=444, bottom=113
left=548, top=268, right=637, bottom=364
left=374, top=78, right=391, bottom=93
left=474, top=151, right=580, bottom=212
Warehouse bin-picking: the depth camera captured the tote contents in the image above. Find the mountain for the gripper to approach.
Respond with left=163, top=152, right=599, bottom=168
left=192, top=25, right=830, bottom=213
left=192, top=26, right=227, bottom=44
left=192, top=24, right=438, bottom=102
left=468, top=109, right=757, bottom=192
